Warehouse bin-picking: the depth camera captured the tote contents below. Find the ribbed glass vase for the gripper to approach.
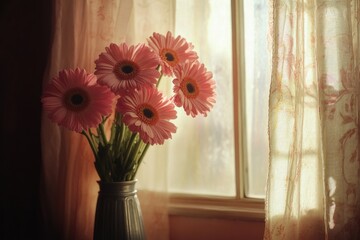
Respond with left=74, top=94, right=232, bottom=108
left=93, top=180, right=146, bottom=240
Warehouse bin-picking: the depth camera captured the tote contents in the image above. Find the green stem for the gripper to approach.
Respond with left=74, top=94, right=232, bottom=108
left=81, top=130, right=97, bottom=157
left=98, top=122, right=108, bottom=145
left=113, top=116, right=124, bottom=159
left=82, top=130, right=109, bottom=181
left=156, top=72, right=163, bottom=88
left=124, top=132, right=138, bottom=161
left=131, top=143, right=150, bottom=180
left=109, top=115, right=117, bottom=144
left=121, top=133, right=142, bottom=180
left=88, top=128, right=99, bottom=146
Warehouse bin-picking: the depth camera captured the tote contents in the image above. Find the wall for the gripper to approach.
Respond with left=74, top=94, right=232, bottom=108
left=170, top=215, right=265, bottom=240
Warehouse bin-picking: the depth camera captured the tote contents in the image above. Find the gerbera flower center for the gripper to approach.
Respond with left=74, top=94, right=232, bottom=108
left=122, top=65, right=134, bottom=74
left=71, top=94, right=84, bottom=105
left=180, top=78, right=199, bottom=98
left=63, top=88, right=90, bottom=111
left=114, top=60, right=139, bottom=80
left=186, top=83, right=195, bottom=93
left=143, top=108, right=154, bottom=119
left=137, top=104, right=158, bottom=125
left=161, top=49, right=179, bottom=66
left=165, top=53, right=175, bottom=61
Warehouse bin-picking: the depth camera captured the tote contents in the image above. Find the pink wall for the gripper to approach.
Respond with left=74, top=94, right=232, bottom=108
left=169, top=215, right=265, bottom=240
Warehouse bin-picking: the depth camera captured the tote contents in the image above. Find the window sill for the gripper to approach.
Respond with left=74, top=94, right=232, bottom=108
left=168, top=194, right=265, bottom=221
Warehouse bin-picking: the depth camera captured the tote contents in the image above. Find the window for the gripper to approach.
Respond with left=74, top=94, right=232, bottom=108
left=168, top=0, right=270, bottom=218
left=242, top=0, right=270, bottom=198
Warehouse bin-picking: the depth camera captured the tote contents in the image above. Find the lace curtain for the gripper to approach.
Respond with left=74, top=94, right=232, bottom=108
left=40, top=0, right=174, bottom=239
left=265, top=0, right=359, bottom=239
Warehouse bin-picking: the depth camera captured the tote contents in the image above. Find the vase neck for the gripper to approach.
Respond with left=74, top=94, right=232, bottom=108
left=97, top=180, right=137, bottom=197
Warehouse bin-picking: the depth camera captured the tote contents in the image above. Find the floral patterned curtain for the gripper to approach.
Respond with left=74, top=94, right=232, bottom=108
left=265, top=0, right=359, bottom=239
left=40, top=0, right=174, bottom=239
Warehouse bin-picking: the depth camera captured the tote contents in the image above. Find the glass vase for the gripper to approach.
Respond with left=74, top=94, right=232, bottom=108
left=93, top=180, right=146, bottom=240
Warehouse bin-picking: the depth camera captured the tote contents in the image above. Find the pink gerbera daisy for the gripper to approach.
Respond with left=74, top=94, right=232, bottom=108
left=147, top=31, right=198, bottom=76
left=95, top=43, right=160, bottom=94
left=173, top=61, right=216, bottom=117
left=116, top=87, right=177, bottom=145
left=41, top=68, right=115, bottom=132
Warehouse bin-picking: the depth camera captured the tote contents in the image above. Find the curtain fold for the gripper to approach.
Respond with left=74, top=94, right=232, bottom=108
left=40, top=0, right=174, bottom=239
left=265, top=0, right=359, bottom=239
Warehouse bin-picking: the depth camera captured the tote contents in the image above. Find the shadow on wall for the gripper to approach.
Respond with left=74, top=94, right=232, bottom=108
left=0, top=0, right=52, bottom=239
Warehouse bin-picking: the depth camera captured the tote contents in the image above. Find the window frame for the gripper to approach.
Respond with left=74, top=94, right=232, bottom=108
left=168, top=0, right=266, bottom=221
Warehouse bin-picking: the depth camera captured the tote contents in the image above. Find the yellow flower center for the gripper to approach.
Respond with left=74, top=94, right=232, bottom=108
left=114, top=60, right=139, bottom=80
left=180, top=78, right=199, bottom=98
left=63, top=88, right=90, bottom=111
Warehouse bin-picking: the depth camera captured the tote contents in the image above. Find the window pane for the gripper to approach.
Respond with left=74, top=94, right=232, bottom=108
left=168, top=0, right=235, bottom=196
left=243, top=0, right=270, bottom=198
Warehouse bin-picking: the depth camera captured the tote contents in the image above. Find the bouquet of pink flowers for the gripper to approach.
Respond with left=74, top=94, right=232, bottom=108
left=41, top=31, right=216, bottom=182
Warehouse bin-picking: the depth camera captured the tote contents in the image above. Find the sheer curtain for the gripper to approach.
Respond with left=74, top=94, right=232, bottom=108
left=40, top=0, right=174, bottom=239
left=265, top=0, right=359, bottom=239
